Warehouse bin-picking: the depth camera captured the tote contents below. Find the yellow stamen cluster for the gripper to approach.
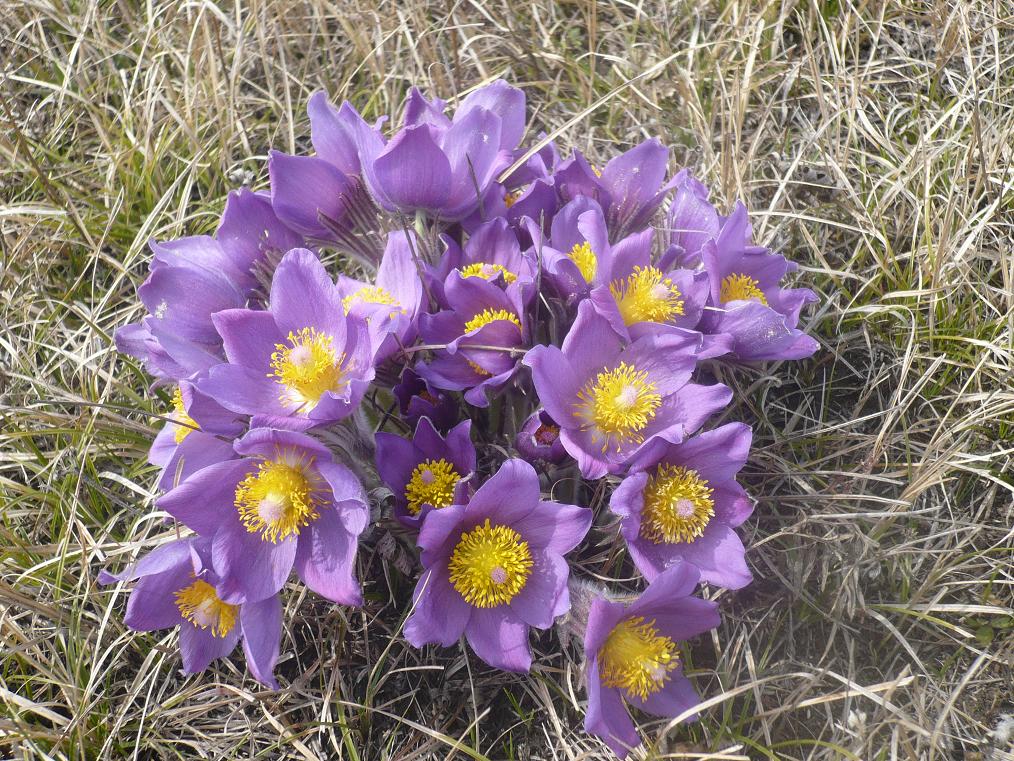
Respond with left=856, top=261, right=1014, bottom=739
left=269, top=327, right=346, bottom=409
left=171, top=386, right=198, bottom=444
left=448, top=519, right=533, bottom=607
left=174, top=579, right=238, bottom=638
left=504, top=188, right=524, bottom=208
left=234, top=458, right=320, bottom=543
left=640, top=465, right=715, bottom=544
left=342, top=285, right=401, bottom=314
left=568, top=241, right=597, bottom=284
left=610, top=266, right=685, bottom=326
left=463, top=308, right=521, bottom=334
left=599, top=616, right=679, bottom=700
left=575, top=362, right=661, bottom=448
left=404, top=458, right=460, bottom=515
left=459, top=262, right=518, bottom=284
left=720, top=273, right=768, bottom=305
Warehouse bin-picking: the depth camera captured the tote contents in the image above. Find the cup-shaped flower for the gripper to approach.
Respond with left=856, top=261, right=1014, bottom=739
left=392, top=368, right=458, bottom=432
left=149, top=381, right=245, bottom=492
left=375, top=418, right=476, bottom=529
left=198, top=249, right=375, bottom=430
left=610, top=423, right=754, bottom=589
left=98, top=537, right=282, bottom=687
left=157, top=428, right=369, bottom=606
left=700, top=204, right=819, bottom=361
left=665, top=170, right=721, bottom=269
left=404, top=459, right=592, bottom=672
left=583, top=562, right=719, bottom=757
left=524, top=301, right=732, bottom=480
left=515, top=410, right=568, bottom=466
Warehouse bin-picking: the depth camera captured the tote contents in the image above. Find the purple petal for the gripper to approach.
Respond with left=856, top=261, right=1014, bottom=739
left=463, top=458, right=540, bottom=527
left=508, top=551, right=569, bottom=629
left=268, top=151, right=355, bottom=238
left=212, top=308, right=284, bottom=370
left=584, top=660, right=640, bottom=758
left=522, top=344, right=581, bottom=424
left=157, top=459, right=254, bottom=535
left=213, top=522, right=297, bottom=604
left=628, top=671, right=702, bottom=721
left=464, top=609, right=531, bottom=672
left=240, top=594, right=283, bottom=688
left=269, top=248, right=347, bottom=342
left=216, top=189, right=303, bottom=285
left=514, top=502, right=591, bottom=554
left=179, top=620, right=240, bottom=674
left=372, top=125, right=452, bottom=213
left=404, top=565, right=472, bottom=648
left=308, top=92, right=367, bottom=176
left=601, top=139, right=669, bottom=230
left=293, top=507, right=362, bottom=606
left=456, top=80, right=526, bottom=150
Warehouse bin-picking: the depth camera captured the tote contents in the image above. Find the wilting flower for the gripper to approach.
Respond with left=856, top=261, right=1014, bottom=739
left=392, top=368, right=457, bottom=432
left=524, top=302, right=731, bottom=479
left=515, top=410, right=568, bottom=466
left=404, top=458, right=591, bottom=671
left=583, top=562, right=719, bottom=757
left=664, top=170, right=721, bottom=269
left=699, top=204, right=819, bottom=361
left=149, top=381, right=244, bottom=492
left=610, top=423, right=754, bottom=590
left=158, top=428, right=368, bottom=605
left=375, top=418, right=476, bottom=528
left=198, top=249, right=375, bottom=430
left=99, top=536, right=282, bottom=687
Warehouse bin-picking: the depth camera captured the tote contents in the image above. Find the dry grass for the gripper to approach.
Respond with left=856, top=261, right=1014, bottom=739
left=2, top=0, right=1013, bottom=758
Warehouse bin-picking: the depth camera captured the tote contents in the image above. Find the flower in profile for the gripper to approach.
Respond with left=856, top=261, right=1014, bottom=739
left=157, top=428, right=369, bottom=605
left=375, top=418, right=476, bottom=529
left=515, top=410, right=568, bottom=466
left=404, top=459, right=591, bottom=671
left=524, top=301, right=731, bottom=479
left=198, top=248, right=375, bottom=430
left=610, top=423, right=754, bottom=590
left=583, top=562, right=719, bottom=757
left=98, top=537, right=282, bottom=687
left=664, top=170, right=721, bottom=269
left=392, top=368, right=458, bottom=432
left=700, top=204, right=819, bottom=361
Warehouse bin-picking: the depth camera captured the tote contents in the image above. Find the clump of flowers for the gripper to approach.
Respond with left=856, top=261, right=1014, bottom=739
left=105, top=80, right=818, bottom=757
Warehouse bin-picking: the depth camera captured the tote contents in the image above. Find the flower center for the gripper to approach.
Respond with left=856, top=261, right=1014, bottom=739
left=171, top=386, right=198, bottom=444
left=234, top=458, right=320, bottom=543
left=575, top=362, right=661, bottom=446
left=269, top=327, right=347, bottom=409
left=720, top=273, right=768, bottom=305
left=448, top=518, right=533, bottom=607
left=459, top=262, right=518, bottom=284
left=534, top=423, right=560, bottom=445
left=568, top=241, right=597, bottom=284
left=404, top=458, right=460, bottom=515
left=599, top=616, right=679, bottom=700
left=640, top=464, right=715, bottom=544
left=463, top=308, right=522, bottom=334
left=174, top=579, right=238, bottom=638
left=342, top=285, right=401, bottom=315
left=503, top=188, right=524, bottom=208
left=609, top=266, right=685, bottom=325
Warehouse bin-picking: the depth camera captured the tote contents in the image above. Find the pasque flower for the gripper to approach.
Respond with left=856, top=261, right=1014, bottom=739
left=158, top=428, right=368, bottom=605
left=515, top=410, right=568, bottom=466
left=664, top=170, right=721, bottom=269
left=583, top=562, right=720, bottom=757
left=610, top=423, right=754, bottom=590
left=404, top=459, right=591, bottom=671
left=99, top=536, right=282, bottom=687
left=392, top=368, right=457, bottom=432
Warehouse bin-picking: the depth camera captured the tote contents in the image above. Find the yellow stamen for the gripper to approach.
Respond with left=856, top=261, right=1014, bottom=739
left=342, top=285, right=401, bottom=314
left=599, top=616, right=679, bottom=700
left=720, top=273, right=768, bottom=305
left=175, top=579, right=238, bottom=638
left=463, top=308, right=521, bottom=334
left=574, top=362, right=661, bottom=448
left=448, top=518, right=533, bottom=607
left=269, top=327, right=347, bottom=409
left=591, top=164, right=603, bottom=178
left=459, top=262, right=518, bottom=284
left=404, top=458, right=460, bottom=515
left=234, top=458, right=320, bottom=543
left=504, top=188, right=523, bottom=208
left=610, top=266, right=684, bottom=326
left=466, top=359, right=492, bottom=377
left=568, top=241, right=597, bottom=284
left=640, top=465, right=715, bottom=544
left=171, top=386, right=198, bottom=444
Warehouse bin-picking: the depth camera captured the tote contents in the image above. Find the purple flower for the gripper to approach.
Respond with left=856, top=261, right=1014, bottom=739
left=149, top=381, right=245, bottom=492
left=99, top=537, right=282, bottom=687
left=524, top=301, right=732, bottom=480
left=583, top=562, right=720, bottom=757
left=375, top=418, right=476, bottom=529
left=610, top=423, right=754, bottom=590
left=198, top=249, right=375, bottom=430
left=404, top=459, right=591, bottom=672
left=157, top=428, right=369, bottom=606
left=665, top=170, right=721, bottom=269
left=515, top=410, right=568, bottom=466
left=700, top=204, right=819, bottom=361
left=392, top=368, right=458, bottom=432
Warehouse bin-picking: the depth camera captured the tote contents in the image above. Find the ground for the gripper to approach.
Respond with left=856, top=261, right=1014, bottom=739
left=2, top=0, right=1012, bottom=759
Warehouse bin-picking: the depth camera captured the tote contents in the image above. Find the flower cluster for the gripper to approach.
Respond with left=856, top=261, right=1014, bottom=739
left=105, top=80, right=817, bottom=756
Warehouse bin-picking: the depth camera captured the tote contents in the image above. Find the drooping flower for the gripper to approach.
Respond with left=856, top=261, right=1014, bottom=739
left=664, top=170, right=721, bottom=269
left=515, top=410, right=568, bottom=466
left=524, top=301, right=732, bottom=479
left=392, top=368, right=458, bottom=432
left=404, top=458, right=591, bottom=672
left=583, top=562, right=720, bottom=757
left=157, top=428, right=369, bottom=606
left=375, top=418, right=476, bottom=529
left=197, top=248, right=375, bottom=430
left=98, top=536, right=282, bottom=687
left=610, top=423, right=754, bottom=589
